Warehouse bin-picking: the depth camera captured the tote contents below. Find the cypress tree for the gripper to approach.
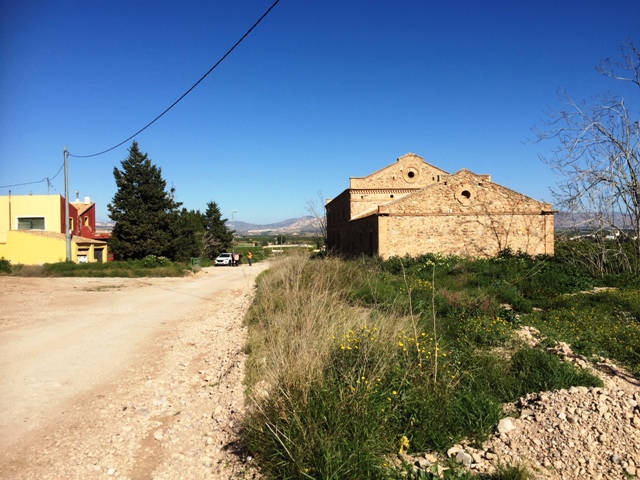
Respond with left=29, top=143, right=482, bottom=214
left=203, top=201, right=233, bottom=259
left=107, top=141, right=180, bottom=260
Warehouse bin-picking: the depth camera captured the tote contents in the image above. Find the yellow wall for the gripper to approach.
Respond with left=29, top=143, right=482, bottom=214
left=0, top=195, right=62, bottom=243
left=0, top=231, right=108, bottom=265
left=3, top=231, right=67, bottom=264
left=0, top=195, right=108, bottom=265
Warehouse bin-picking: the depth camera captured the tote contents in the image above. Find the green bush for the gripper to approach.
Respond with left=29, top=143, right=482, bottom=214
left=40, top=259, right=192, bottom=277
left=0, top=257, right=11, bottom=274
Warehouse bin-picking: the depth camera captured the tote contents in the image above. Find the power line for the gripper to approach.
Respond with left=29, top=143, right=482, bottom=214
left=0, top=162, right=64, bottom=189
left=69, top=0, right=281, bottom=159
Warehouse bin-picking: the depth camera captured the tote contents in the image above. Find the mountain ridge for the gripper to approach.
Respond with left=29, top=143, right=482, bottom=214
left=233, top=216, right=322, bottom=235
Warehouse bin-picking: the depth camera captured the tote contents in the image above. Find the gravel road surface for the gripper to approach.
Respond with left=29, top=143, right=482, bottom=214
left=0, top=263, right=267, bottom=479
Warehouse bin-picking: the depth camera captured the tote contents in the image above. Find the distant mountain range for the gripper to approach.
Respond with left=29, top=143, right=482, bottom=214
left=97, top=216, right=323, bottom=236
left=234, top=216, right=322, bottom=235
left=554, top=212, right=632, bottom=230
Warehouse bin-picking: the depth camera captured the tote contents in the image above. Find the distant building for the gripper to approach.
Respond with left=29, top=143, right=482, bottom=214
left=325, top=153, right=554, bottom=259
left=0, top=193, right=108, bottom=264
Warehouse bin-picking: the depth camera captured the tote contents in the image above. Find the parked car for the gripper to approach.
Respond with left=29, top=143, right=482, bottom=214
left=214, top=252, right=234, bottom=266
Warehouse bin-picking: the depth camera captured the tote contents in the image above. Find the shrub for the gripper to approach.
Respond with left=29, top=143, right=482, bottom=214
left=0, top=257, right=11, bottom=274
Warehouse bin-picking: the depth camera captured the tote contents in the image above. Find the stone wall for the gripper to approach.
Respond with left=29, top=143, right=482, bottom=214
left=325, top=153, right=554, bottom=259
left=380, top=213, right=553, bottom=259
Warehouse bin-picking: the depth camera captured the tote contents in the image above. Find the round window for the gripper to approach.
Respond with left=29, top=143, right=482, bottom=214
left=404, top=167, right=419, bottom=183
left=455, top=185, right=474, bottom=205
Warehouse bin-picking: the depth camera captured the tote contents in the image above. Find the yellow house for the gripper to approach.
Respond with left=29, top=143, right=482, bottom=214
left=0, top=194, right=108, bottom=265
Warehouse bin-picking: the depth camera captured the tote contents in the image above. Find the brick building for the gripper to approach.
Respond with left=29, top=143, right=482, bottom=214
left=325, top=153, right=554, bottom=259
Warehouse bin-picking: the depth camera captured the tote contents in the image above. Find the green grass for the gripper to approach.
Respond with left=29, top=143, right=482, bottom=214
left=526, top=289, right=640, bottom=375
left=242, top=250, right=616, bottom=479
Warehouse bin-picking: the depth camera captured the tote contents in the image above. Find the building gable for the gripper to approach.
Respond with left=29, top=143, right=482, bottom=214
left=381, top=169, right=552, bottom=216
left=349, top=153, right=448, bottom=190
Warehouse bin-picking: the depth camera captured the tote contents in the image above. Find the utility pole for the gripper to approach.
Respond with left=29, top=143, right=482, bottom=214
left=64, top=146, right=71, bottom=262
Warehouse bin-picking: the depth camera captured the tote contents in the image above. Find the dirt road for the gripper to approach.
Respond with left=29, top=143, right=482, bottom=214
left=0, top=263, right=267, bottom=479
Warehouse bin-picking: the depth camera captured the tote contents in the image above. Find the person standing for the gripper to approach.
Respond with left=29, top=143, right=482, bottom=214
left=247, top=251, right=253, bottom=266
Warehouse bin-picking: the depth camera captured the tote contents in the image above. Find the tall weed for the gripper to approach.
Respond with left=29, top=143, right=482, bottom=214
left=243, top=253, right=608, bottom=479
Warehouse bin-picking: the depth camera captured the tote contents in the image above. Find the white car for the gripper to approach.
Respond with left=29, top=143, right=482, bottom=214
left=214, top=252, right=234, bottom=266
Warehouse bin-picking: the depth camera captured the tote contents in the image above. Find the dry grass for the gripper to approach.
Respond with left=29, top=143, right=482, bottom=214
left=244, top=254, right=415, bottom=402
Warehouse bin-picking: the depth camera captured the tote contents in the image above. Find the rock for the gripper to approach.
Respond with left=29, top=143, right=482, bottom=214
left=456, top=451, right=473, bottom=466
left=520, top=408, right=534, bottom=419
left=447, top=445, right=463, bottom=457
left=424, top=453, right=438, bottom=463
left=497, top=417, right=516, bottom=434
left=212, top=405, right=224, bottom=417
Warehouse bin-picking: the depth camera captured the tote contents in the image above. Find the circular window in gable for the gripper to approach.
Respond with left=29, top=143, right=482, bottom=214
left=403, top=167, right=419, bottom=184
left=455, top=184, right=475, bottom=205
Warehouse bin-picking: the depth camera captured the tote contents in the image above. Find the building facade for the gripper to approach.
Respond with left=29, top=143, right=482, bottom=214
left=325, top=153, right=554, bottom=259
left=0, top=194, right=108, bottom=264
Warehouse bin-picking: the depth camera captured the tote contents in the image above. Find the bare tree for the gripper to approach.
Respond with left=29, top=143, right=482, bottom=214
left=537, top=40, right=640, bottom=274
left=304, top=191, right=327, bottom=250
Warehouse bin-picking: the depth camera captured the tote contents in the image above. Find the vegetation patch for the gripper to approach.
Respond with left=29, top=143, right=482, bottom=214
left=8, top=256, right=196, bottom=277
left=242, top=249, right=619, bottom=478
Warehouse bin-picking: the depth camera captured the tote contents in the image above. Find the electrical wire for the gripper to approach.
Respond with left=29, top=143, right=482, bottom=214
left=69, top=0, right=281, bottom=159
left=0, top=162, right=64, bottom=189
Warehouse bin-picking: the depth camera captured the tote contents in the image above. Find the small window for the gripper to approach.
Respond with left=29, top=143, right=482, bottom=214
left=84, top=216, right=90, bottom=226
left=17, top=217, right=45, bottom=230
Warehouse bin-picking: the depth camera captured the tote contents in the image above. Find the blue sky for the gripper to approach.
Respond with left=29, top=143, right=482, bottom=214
left=1, top=1, right=638, bottom=224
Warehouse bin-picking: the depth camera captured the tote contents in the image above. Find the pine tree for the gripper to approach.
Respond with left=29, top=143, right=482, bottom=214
left=107, top=141, right=180, bottom=260
left=203, top=201, right=233, bottom=259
